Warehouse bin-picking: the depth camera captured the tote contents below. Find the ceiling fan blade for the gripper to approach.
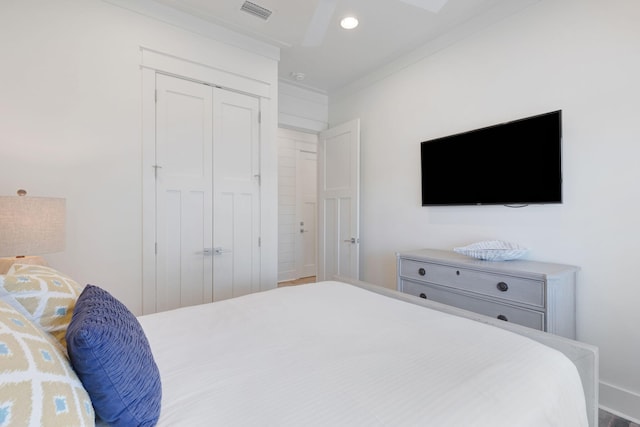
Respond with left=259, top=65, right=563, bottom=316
left=302, top=0, right=338, bottom=47
left=397, top=0, right=450, bottom=13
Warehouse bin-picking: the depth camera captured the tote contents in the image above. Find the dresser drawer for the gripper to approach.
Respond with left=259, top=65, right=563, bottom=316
left=399, top=258, right=544, bottom=308
left=401, top=280, right=545, bottom=331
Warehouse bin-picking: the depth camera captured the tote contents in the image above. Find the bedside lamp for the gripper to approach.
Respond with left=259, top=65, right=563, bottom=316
left=0, top=189, right=66, bottom=274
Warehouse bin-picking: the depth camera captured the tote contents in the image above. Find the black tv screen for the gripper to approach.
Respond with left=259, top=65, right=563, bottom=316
left=421, top=110, right=562, bottom=206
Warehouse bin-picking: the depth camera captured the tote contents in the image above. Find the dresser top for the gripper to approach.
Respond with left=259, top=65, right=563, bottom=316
left=397, top=248, right=579, bottom=278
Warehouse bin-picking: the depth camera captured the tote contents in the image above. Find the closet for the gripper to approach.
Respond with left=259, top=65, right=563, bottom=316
left=141, top=49, right=274, bottom=314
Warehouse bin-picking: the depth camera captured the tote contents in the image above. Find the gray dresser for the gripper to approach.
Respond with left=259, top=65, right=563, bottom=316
left=396, top=249, right=579, bottom=339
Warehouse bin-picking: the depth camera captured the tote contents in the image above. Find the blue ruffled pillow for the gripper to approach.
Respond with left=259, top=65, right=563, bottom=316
left=66, top=284, right=162, bottom=426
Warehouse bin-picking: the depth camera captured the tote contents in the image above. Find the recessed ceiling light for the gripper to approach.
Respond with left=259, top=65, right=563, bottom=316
left=340, top=16, right=359, bottom=30
left=290, top=72, right=306, bottom=81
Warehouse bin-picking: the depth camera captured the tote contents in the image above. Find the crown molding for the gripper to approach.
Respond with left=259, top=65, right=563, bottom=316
left=102, top=0, right=280, bottom=61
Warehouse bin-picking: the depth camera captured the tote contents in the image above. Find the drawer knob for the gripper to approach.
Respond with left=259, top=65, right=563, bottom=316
left=497, top=314, right=508, bottom=321
left=419, top=293, right=427, bottom=299
left=418, top=268, right=426, bottom=276
left=496, top=282, right=509, bottom=292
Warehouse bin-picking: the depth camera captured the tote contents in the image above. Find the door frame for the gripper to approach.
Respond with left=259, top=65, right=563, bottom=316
left=141, top=49, right=275, bottom=314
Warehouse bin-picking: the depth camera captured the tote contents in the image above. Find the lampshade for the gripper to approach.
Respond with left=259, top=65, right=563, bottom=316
left=0, top=192, right=66, bottom=257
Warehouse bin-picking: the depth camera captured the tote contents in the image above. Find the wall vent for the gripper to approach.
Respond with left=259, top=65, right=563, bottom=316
left=240, top=1, right=272, bottom=20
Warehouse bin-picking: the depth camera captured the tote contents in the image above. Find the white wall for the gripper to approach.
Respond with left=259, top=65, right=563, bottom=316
left=329, top=0, right=640, bottom=421
left=279, top=81, right=329, bottom=132
left=0, top=0, right=278, bottom=315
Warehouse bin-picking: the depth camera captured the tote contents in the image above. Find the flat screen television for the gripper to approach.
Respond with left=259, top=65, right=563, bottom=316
left=421, top=110, right=562, bottom=206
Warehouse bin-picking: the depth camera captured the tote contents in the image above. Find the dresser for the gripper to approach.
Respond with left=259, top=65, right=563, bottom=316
left=396, top=249, right=578, bottom=338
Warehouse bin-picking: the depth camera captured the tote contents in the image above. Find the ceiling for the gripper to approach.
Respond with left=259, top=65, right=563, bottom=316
left=150, top=0, right=538, bottom=94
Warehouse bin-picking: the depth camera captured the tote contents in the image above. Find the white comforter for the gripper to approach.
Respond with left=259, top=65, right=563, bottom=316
left=138, top=281, right=587, bottom=426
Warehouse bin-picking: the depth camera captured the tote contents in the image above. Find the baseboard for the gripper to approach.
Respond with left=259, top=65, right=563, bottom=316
left=600, top=381, right=640, bottom=423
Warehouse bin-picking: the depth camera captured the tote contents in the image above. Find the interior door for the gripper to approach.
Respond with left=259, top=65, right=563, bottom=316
left=296, top=149, right=317, bottom=278
left=317, top=119, right=360, bottom=281
left=212, top=88, right=261, bottom=301
left=155, top=74, right=213, bottom=312
left=154, top=74, right=261, bottom=311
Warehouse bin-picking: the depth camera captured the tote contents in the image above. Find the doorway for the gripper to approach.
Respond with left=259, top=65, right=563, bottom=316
left=277, top=119, right=361, bottom=284
left=277, top=128, right=317, bottom=283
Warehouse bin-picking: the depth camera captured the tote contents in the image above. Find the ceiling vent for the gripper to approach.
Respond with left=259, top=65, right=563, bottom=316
left=240, top=1, right=272, bottom=20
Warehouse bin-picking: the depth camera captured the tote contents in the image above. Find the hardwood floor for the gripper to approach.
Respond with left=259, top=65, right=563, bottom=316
left=278, top=276, right=316, bottom=287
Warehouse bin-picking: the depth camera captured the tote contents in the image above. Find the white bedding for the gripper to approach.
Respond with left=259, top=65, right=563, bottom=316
left=138, top=281, right=587, bottom=426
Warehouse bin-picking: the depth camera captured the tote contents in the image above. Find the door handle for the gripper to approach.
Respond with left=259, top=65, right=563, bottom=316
left=300, top=229, right=309, bottom=233
left=202, top=247, right=231, bottom=256
left=213, top=247, right=232, bottom=255
left=343, top=237, right=358, bottom=244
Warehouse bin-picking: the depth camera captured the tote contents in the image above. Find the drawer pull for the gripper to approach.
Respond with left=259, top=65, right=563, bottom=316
left=496, top=282, right=509, bottom=292
left=418, top=268, right=426, bottom=276
left=419, top=293, right=427, bottom=299
left=497, top=314, right=508, bottom=321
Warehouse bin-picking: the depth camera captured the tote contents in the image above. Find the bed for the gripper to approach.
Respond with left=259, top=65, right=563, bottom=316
left=0, top=265, right=598, bottom=427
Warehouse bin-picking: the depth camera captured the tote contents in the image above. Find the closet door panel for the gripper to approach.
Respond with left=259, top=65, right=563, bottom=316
left=155, top=74, right=213, bottom=312
left=212, top=89, right=261, bottom=301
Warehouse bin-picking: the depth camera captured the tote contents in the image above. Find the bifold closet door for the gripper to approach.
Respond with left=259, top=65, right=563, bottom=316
left=155, top=74, right=214, bottom=312
left=211, top=88, right=261, bottom=301
left=154, top=74, right=260, bottom=311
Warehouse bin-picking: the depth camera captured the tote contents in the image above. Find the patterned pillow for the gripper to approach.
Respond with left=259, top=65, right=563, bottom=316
left=0, top=264, right=83, bottom=352
left=0, top=299, right=95, bottom=426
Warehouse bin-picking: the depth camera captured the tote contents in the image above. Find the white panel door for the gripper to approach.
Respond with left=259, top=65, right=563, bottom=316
left=318, top=119, right=360, bottom=281
left=155, top=74, right=213, bottom=312
left=154, top=74, right=261, bottom=310
left=212, top=89, right=261, bottom=301
left=296, top=149, right=317, bottom=278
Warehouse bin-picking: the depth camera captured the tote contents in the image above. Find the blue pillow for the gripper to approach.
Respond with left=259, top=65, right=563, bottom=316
left=66, top=284, right=162, bottom=426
